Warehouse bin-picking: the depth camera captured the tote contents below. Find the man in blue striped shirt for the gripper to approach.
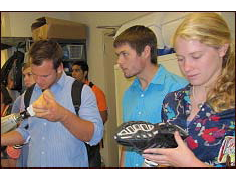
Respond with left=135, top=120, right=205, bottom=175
left=1, top=40, right=103, bottom=167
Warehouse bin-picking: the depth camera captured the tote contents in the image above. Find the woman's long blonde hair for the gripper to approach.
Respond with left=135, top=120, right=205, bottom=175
left=172, top=12, right=235, bottom=112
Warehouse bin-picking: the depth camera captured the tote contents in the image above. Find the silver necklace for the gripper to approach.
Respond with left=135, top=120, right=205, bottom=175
left=192, top=86, right=204, bottom=109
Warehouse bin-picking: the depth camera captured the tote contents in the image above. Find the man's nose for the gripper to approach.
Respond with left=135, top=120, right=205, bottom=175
left=117, top=55, right=124, bottom=65
left=34, top=75, right=44, bottom=84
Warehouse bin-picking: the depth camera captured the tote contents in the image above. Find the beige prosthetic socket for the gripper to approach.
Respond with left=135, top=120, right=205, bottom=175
left=27, top=89, right=54, bottom=116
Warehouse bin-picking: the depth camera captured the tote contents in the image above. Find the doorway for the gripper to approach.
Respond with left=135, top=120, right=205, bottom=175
left=100, top=30, right=119, bottom=167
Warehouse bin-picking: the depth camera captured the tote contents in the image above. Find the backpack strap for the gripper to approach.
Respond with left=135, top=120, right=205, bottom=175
left=24, top=83, right=36, bottom=109
left=23, top=83, right=36, bottom=130
left=71, top=80, right=84, bottom=115
left=88, top=82, right=94, bottom=88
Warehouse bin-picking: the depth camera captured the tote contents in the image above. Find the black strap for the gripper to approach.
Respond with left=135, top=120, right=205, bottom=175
left=23, top=83, right=36, bottom=130
left=88, top=81, right=94, bottom=88
left=73, top=80, right=100, bottom=167
left=24, top=83, right=36, bottom=109
left=71, top=80, right=84, bottom=115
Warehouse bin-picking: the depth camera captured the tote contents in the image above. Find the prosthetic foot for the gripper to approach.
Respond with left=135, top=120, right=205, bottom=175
left=114, top=121, right=188, bottom=152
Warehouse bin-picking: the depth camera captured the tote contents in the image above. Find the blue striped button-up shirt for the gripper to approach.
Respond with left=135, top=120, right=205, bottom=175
left=16, top=72, right=103, bottom=167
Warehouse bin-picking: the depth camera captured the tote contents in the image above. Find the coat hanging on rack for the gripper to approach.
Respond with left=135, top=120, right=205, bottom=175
left=1, top=42, right=25, bottom=91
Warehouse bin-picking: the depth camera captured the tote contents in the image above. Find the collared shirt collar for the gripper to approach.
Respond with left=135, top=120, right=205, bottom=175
left=176, top=83, right=191, bottom=100
left=84, top=80, right=89, bottom=85
left=34, top=72, right=66, bottom=92
left=133, top=64, right=167, bottom=88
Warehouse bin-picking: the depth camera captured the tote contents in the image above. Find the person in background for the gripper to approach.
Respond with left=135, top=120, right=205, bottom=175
left=1, top=84, right=13, bottom=117
left=6, top=69, right=20, bottom=101
left=143, top=12, right=235, bottom=167
left=1, top=84, right=13, bottom=167
left=72, top=61, right=108, bottom=167
left=1, top=40, right=103, bottom=167
left=11, top=61, right=36, bottom=113
left=113, top=25, right=188, bottom=167
left=6, top=61, right=36, bottom=167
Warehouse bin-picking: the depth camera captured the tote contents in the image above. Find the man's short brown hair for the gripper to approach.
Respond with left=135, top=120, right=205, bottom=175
left=29, top=39, right=63, bottom=70
left=113, top=25, right=157, bottom=64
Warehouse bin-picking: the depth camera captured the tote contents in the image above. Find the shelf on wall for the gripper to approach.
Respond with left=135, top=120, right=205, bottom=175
left=1, top=37, right=31, bottom=47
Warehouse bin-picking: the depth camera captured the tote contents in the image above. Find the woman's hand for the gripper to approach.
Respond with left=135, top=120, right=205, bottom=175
left=142, top=131, right=209, bottom=167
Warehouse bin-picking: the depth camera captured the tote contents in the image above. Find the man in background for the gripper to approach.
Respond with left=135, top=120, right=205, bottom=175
left=6, top=69, right=20, bottom=101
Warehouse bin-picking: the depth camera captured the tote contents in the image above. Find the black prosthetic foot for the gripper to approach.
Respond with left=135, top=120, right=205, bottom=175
left=114, top=121, right=188, bottom=152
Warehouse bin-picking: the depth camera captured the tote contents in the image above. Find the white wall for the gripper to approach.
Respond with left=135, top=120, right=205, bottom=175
left=221, top=12, right=235, bottom=40
left=1, top=50, right=8, bottom=68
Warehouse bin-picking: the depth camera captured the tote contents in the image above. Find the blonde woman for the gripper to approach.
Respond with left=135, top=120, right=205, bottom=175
left=143, top=13, right=235, bottom=167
